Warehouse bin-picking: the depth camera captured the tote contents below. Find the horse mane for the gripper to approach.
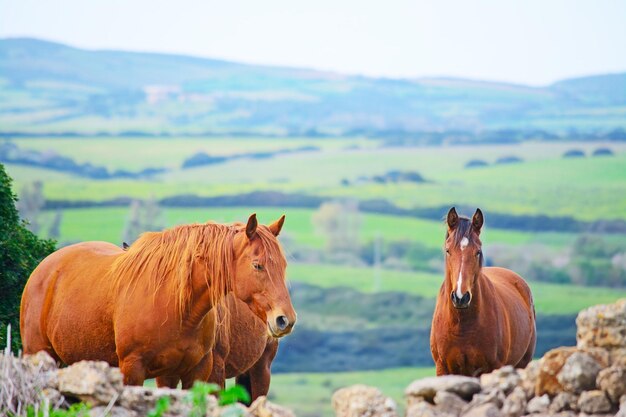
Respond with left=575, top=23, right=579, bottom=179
left=108, top=222, right=238, bottom=318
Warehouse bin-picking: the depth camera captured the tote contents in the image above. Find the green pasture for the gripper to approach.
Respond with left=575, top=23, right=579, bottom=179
left=5, top=139, right=626, bottom=221
left=288, top=263, right=626, bottom=315
left=268, top=367, right=435, bottom=417
left=35, top=206, right=574, bottom=250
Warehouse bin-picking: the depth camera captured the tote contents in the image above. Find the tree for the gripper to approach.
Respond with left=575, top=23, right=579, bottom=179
left=17, top=180, right=45, bottom=234
left=0, top=164, right=55, bottom=351
left=122, top=196, right=165, bottom=244
left=312, top=200, right=362, bottom=256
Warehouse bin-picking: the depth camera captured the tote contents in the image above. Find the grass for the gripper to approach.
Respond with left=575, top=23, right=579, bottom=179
left=37, top=206, right=575, bottom=250
left=268, top=367, right=435, bottom=417
left=5, top=139, right=626, bottom=221
left=288, top=263, right=626, bottom=315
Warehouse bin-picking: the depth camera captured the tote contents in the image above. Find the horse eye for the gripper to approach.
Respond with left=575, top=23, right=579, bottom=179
left=476, top=251, right=482, bottom=257
left=253, top=263, right=264, bottom=271
left=445, top=249, right=450, bottom=255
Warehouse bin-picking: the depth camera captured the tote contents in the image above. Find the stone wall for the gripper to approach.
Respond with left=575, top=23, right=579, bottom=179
left=333, top=299, right=626, bottom=417
left=1, top=299, right=625, bottom=417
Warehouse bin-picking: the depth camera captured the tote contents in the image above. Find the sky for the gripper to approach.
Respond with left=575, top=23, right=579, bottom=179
left=1, top=0, right=625, bottom=86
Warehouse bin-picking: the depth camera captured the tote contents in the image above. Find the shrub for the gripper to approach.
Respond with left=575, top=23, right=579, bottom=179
left=0, top=164, right=56, bottom=351
left=563, top=149, right=585, bottom=158
left=465, top=159, right=488, bottom=168
left=592, top=147, right=614, bottom=157
left=495, top=156, right=523, bottom=164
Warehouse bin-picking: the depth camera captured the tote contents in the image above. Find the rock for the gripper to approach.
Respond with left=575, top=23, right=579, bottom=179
left=89, top=406, right=138, bottom=417
left=556, top=351, right=602, bottom=393
left=577, top=298, right=626, bottom=350
left=480, top=366, right=521, bottom=396
left=501, top=387, right=527, bottom=417
left=548, top=392, right=578, bottom=413
left=577, top=390, right=613, bottom=414
left=596, top=366, right=626, bottom=404
left=56, top=361, right=123, bottom=406
left=463, top=389, right=505, bottom=412
left=405, top=376, right=481, bottom=403
left=119, top=386, right=207, bottom=416
left=405, top=400, right=440, bottom=417
left=526, top=394, right=550, bottom=414
left=433, top=391, right=466, bottom=416
left=609, top=348, right=626, bottom=366
left=519, top=360, right=540, bottom=400
left=247, top=396, right=295, bottom=417
left=461, top=403, right=501, bottom=417
left=23, top=351, right=58, bottom=372
left=618, top=396, right=626, bottom=417
left=534, top=347, right=577, bottom=396
left=332, top=385, right=397, bottom=417
left=40, top=388, right=65, bottom=409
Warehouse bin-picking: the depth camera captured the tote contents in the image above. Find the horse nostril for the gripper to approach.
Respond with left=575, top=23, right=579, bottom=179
left=276, top=315, right=289, bottom=331
left=461, top=292, right=471, bottom=305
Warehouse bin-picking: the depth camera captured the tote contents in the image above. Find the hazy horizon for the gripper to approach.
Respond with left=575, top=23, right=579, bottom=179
left=1, top=0, right=626, bottom=86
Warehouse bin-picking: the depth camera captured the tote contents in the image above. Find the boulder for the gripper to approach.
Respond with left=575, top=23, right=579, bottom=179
left=596, top=366, right=626, bottom=404
left=247, top=396, right=295, bottom=417
left=480, top=366, right=521, bottom=396
left=460, top=403, right=501, bottom=417
left=519, top=360, right=540, bottom=400
left=501, top=387, right=527, bottom=417
left=526, top=394, right=550, bottom=414
left=556, top=351, right=602, bottom=393
left=405, top=400, right=441, bottom=417
left=610, top=348, right=626, bottom=366
left=577, top=298, right=626, bottom=351
left=577, top=390, right=613, bottom=414
left=56, top=361, right=123, bottom=406
left=23, top=351, right=58, bottom=372
left=332, top=385, right=397, bottom=417
left=405, top=376, right=481, bottom=403
left=433, top=391, right=467, bottom=416
left=548, top=392, right=578, bottom=413
left=119, top=386, right=206, bottom=416
left=534, top=347, right=577, bottom=396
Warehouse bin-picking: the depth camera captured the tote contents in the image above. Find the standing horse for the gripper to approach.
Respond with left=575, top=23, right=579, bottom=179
left=430, top=208, right=536, bottom=376
left=21, top=214, right=296, bottom=388
left=205, top=293, right=279, bottom=403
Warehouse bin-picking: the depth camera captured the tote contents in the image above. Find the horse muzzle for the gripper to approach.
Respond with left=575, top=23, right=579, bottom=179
left=451, top=291, right=472, bottom=309
left=267, top=313, right=296, bottom=338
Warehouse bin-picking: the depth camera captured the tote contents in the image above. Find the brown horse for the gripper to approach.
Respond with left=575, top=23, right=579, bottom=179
left=204, top=293, right=279, bottom=403
left=20, top=214, right=296, bottom=388
left=430, top=208, right=536, bottom=376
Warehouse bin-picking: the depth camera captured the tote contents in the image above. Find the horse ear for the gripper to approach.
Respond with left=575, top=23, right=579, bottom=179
left=446, top=207, right=459, bottom=230
left=269, top=214, right=285, bottom=237
left=472, top=208, right=484, bottom=234
left=246, top=213, right=258, bottom=240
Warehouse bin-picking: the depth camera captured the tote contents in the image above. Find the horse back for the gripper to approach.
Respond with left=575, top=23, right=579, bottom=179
left=21, top=241, right=123, bottom=363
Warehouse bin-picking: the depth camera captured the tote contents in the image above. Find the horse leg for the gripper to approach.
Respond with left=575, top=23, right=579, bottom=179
left=208, top=353, right=226, bottom=390
left=119, top=355, right=146, bottom=386
left=236, top=339, right=278, bottom=403
left=156, top=375, right=180, bottom=389
left=181, top=352, right=213, bottom=390
left=516, top=328, right=537, bottom=368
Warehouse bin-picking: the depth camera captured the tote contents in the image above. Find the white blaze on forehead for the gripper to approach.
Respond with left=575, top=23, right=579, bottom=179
left=456, top=259, right=464, bottom=298
left=460, top=237, right=469, bottom=250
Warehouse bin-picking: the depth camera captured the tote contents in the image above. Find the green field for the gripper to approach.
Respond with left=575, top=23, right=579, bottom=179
left=268, top=367, right=435, bottom=417
left=288, top=264, right=626, bottom=315
left=36, top=206, right=575, bottom=250
left=5, top=139, right=626, bottom=220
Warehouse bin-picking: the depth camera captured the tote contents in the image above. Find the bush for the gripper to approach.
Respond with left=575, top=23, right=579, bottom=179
left=563, top=149, right=585, bottom=158
left=592, top=147, right=614, bottom=157
left=495, top=156, right=523, bottom=164
left=0, top=164, right=55, bottom=351
left=465, top=159, right=488, bottom=168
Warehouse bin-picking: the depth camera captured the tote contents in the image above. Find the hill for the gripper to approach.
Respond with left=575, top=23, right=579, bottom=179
left=1, top=38, right=625, bottom=138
